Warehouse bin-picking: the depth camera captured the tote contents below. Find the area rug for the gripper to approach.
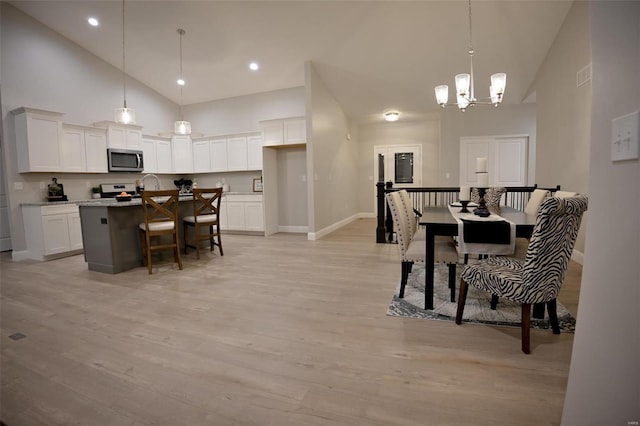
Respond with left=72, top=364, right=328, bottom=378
left=387, top=263, right=576, bottom=332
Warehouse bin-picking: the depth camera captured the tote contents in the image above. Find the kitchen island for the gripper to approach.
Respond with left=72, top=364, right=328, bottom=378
left=78, top=192, right=263, bottom=273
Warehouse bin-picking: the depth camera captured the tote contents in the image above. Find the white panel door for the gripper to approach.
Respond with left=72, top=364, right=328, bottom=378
left=226, top=202, right=245, bottom=230
left=460, top=136, right=528, bottom=187
left=494, top=139, right=527, bottom=186
left=459, top=140, right=490, bottom=187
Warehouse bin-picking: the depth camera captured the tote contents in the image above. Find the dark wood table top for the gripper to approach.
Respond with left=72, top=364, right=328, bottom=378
left=419, top=206, right=537, bottom=237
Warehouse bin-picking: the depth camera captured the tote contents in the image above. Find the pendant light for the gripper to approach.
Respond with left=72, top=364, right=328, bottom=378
left=434, top=0, right=506, bottom=111
left=174, top=28, right=191, bottom=135
left=115, top=0, right=136, bottom=124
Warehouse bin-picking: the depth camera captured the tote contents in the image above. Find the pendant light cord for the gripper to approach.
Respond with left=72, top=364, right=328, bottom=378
left=122, top=0, right=127, bottom=109
left=178, top=29, right=185, bottom=120
left=467, top=0, right=475, bottom=102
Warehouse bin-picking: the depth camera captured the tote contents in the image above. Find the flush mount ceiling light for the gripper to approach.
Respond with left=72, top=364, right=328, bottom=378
left=384, top=111, right=400, bottom=122
left=174, top=28, right=191, bottom=135
left=434, top=0, right=506, bottom=111
left=115, top=0, right=136, bottom=124
left=87, top=17, right=99, bottom=27
left=249, top=62, right=259, bottom=71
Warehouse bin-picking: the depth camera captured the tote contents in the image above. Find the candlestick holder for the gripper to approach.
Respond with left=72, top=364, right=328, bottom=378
left=474, top=187, right=491, bottom=217
left=459, top=200, right=470, bottom=213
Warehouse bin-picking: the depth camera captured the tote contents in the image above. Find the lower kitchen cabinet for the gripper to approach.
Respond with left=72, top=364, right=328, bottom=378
left=21, top=204, right=83, bottom=260
left=220, top=194, right=264, bottom=233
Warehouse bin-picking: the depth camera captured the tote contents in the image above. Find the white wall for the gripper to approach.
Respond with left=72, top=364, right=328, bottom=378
left=562, top=2, right=640, bottom=423
left=439, top=104, right=537, bottom=186
left=306, top=62, right=359, bottom=235
left=0, top=4, right=178, bottom=253
left=184, top=87, right=304, bottom=136
left=357, top=119, right=440, bottom=214
left=276, top=147, right=307, bottom=229
left=529, top=1, right=591, bottom=255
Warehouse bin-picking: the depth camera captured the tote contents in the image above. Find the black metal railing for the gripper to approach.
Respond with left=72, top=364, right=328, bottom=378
left=376, top=182, right=561, bottom=243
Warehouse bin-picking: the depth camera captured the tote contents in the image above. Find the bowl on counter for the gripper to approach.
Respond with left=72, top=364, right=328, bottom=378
left=115, top=195, right=132, bottom=202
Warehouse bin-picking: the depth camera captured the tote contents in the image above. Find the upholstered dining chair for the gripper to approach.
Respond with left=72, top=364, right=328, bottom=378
left=387, top=191, right=460, bottom=302
left=455, top=195, right=588, bottom=354
left=183, top=187, right=224, bottom=259
left=470, top=186, right=507, bottom=208
left=139, top=189, right=183, bottom=274
left=524, top=188, right=551, bottom=216
left=554, top=190, right=578, bottom=198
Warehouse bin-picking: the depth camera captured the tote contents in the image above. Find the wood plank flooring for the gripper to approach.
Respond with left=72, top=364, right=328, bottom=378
left=0, top=218, right=581, bottom=425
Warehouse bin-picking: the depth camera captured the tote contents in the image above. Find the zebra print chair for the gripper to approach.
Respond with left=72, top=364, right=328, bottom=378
left=470, top=186, right=507, bottom=208
left=455, top=195, right=588, bottom=354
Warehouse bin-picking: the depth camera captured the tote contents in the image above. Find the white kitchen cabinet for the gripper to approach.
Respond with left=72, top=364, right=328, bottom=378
left=84, top=129, right=108, bottom=173
left=260, top=117, right=306, bottom=147
left=61, top=127, right=87, bottom=172
left=142, top=136, right=173, bottom=174
left=192, top=139, right=211, bottom=173
left=22, top=204, right=83, bottom=260
left=172, top=135, right=193, bottom=173
left=284, top=118, right=306, bottom=144
left=220, top=194, right=264, bottom=232
left=62, top=125, right=108, bottom=173
left=12, top=107, right=64, bottom=172
left=210, top=138, right=228, bottom=172
left=156, top=140, right=173, bottom=173
left=94, top=121, right=143, bottom=149
left=247, top=134, right=263, bottom=170
left=227, top=137, right=248, bottom=171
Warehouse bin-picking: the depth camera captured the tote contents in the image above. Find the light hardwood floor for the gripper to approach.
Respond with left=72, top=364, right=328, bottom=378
left=0, top=218, right=581, bottom=426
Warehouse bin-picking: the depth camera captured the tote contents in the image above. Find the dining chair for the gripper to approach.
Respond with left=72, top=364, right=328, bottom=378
left=554, top=190, right=578, bottom=198
left=455, top=195, right=588, bottom=354
left=183, top=187, right=224, bottom=259
left=471, top=186, right=507, bottom=208
left=139, top=189, right=183, bottom=274
left=387, top=191, right=459, bottom=302
left=524, top=188, right=551, bottom=215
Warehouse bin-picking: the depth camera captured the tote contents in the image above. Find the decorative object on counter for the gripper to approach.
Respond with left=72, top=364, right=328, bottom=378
left=100, top=183, right=138, bottom=199
left=215, top=181, right=222, bottom=189
left=115, top=0, right=136, bottom=125
left=174, top=28, right=192, bottom=135
left=47, top=178, right=68, bottom=202
left=473, top=187, right=490, bottom=217
left=222, top=178, right=229, bottom=193
left=173, top=178, right=192, bottom=194
left=192, top=178, right=198, bottom=190
left=253, top=177, right=263, bottom=192
left=91, top=186, right=102, bottom=199
left=115, top=191, right=132, bottom=202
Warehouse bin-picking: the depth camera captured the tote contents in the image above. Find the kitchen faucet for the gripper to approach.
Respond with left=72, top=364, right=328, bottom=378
left=141, top=174, right=161, bottom=191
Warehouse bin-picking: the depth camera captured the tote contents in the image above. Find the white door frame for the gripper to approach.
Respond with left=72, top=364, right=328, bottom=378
left=373, top=144, right=422, bottom=212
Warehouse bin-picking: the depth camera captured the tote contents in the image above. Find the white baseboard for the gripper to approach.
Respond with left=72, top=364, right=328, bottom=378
left=307, top=213, right=360, bottom=240
left=278, top=225, right=308, bottom=233
left=571, top=249, right=584, bottom=265
left=11, top=250, right=31, bottom=261
left=357, top=212, right=376, bottom=219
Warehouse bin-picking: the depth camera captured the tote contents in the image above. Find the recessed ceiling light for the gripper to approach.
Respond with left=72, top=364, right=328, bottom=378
left=88, top=17, right=99, bottom=27
left=177, top=78, right=185, bottom=86
left=384, top=111, right=400, bottom=122
left=249, top=62, right=259, bottom=71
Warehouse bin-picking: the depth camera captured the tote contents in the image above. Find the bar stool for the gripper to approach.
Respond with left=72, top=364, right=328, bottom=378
left=183, top=187, right=224, bottom=259
left=139, top=189, right=183, bottom=274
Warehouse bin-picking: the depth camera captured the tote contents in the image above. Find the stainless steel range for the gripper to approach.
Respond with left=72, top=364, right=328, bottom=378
left=100, top=183, right=139, bottom=199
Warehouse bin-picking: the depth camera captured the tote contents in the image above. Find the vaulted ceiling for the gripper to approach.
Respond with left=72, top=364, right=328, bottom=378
left=10, top=0, right=573, bottom=123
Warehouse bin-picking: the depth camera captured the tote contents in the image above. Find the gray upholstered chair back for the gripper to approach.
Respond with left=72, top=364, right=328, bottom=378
left=523, top=195, right=588, bottom=302
left=386, top=191, right=411, bottom=258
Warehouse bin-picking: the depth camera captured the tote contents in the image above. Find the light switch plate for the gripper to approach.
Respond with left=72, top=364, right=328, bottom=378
left=611, top=111, right=639, bottom=162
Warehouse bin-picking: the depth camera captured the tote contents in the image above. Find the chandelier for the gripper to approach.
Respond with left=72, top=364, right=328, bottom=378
left=115, top=0, right=136, bottom=124
left=174, top=28, right=192, bottom=135
left=434, top=0, right=506, bottom=111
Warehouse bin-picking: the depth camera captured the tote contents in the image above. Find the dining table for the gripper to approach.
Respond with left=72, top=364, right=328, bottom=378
left=418, top=205, right=537, bottom=310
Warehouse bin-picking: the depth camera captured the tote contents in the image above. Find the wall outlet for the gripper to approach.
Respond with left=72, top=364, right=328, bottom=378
left=39, top=181, right=45, bottom=190
left=85, top=181, right=91, bottom=188
left=13, top=182, right=23, bottom=191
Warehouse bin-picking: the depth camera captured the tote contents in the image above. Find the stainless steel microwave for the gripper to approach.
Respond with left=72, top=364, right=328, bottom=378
left=107, top=148, right=144, bottom=172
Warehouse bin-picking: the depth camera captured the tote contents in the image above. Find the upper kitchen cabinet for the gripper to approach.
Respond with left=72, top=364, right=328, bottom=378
left=226, top=136, right=248, bottom=171
left=142, top=136, right=172, bottom=174
left=12, top=107, right=64, bottom=172
left=61, top=124, right=108, bottom=173
left=247, top=134, right=263, bottom=171
left=172, top=135, right=193, bottom=173
left=260, top=117, right=306, bottom=147
left=93, top=121, right=143, bottom=150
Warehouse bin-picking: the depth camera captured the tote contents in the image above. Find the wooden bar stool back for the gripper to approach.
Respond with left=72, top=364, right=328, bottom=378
left=183, top=187, right=224, bottom=259
left=138, top=189, right=183, bottom=274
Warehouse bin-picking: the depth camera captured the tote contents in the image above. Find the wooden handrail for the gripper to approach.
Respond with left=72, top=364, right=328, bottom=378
left=376, top=183, right=561, bottom=243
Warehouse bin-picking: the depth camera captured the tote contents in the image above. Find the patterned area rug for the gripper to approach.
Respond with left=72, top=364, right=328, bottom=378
left=387, top=263, right=576, bottom=332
